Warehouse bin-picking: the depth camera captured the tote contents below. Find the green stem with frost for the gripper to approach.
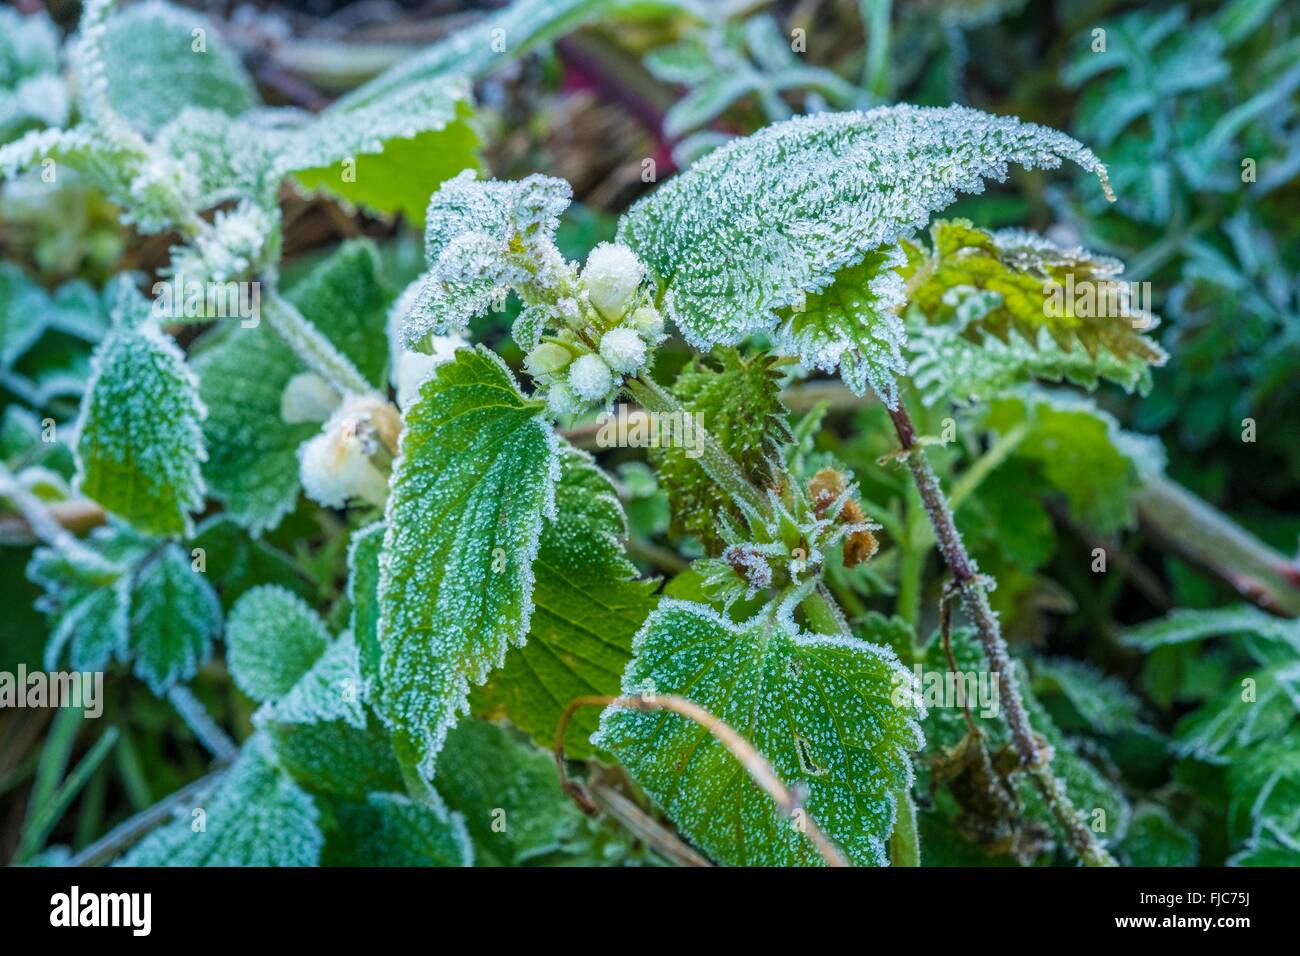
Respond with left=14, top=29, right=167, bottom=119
left=261, top=292, right=374, bottom=399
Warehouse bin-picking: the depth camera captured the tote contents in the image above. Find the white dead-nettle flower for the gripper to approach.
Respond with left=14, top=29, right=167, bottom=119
left=546, top=381, right=580, bottom=417
left=524, top=342, right=572, bottom=377
left=581, top=242, right=643, bottom=319
left=280, top=372, right=340, bottom=424
left=568, top=353, right=613, bottom=402
left=299, top=397, right=390, bottom=509
left=630, top=305, right=665, bottom=340
left=599, top=326, right=647, bottom=374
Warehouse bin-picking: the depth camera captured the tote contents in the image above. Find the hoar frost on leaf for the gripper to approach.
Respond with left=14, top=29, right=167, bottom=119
left=616, top=105, right=1113, bottom=404
left=592, top=599, right=924, bottom=866
left=226, top=585, right=331, bottom=703
left=376, top=346, right=560, bottom=778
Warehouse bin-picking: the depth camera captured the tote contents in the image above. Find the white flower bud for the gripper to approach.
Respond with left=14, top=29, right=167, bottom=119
left=581, top=242, right=643, bottom=319
left=281, top=372, right=340, bottom=425
left=394, top=334, right=465, bottom=409
left=524, top=342, right=572, bottom=377
left=298, top=399, right=389, bottom=509
left=568, top=353, right=613, bottom=402
left=630, top=305, right=665, bottom=340
left=598, top=327, right=647, bottom=374
left=546, top=382, right=580, bottom=417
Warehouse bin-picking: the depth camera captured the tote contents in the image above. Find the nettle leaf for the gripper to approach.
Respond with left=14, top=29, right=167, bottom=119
left=378, top=346, right=560, bottom=777
left=1031, top=658, right=1143, bottom=737
left=289, top=89, right=478, bottom=225
left=195, top=240, right=391, bottom=532
left=982, top=389, right=1163, bottom=534
left=1124, top=605, right=1300, bottom=651
left=1172, top=663, right=1300, bottom=763
left=901, top=219, right=1165, bottom=376
left=75, top=317, right=206, bottom=538
left=121, top=735, right=323, bottom=867
left=593, top=600, right=923, bottom=866
left=347, top=521, right=385, bottom=693
left=0, top=9, right=66, bottom=140
left=126, top=543, right=222, bottom=693
left=472, top=447, right=656, bottom=758
left=1227, top=731, right=1300, bottom=847
left=616, top=106, right=1112, bottom=400
left=1230, top=824, right=1300, bottom=867
left=97, top=1, right=258, bottom=137
left=1120, top=804, right=1198, bottom=867
left=226, top=585, right=330, bottom=703
left=30, top=539, right=129, bottom=673
left=649, top=347, right=791, bottom=553
left=435, top=718, right=582, bottom=865
left=258, top=634, right=405, bottom=801
left=321, top=791, right=471, bottom=867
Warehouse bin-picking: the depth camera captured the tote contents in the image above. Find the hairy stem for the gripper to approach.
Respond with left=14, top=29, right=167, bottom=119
left=556, top=693, right=850, bottom=867
left=167, top=686, right=238, bottom=764
left=886, top=400, right=1116, bottom=866
left=624, top=374, right=769, bottom=515
left=261, top=294, right=374, bottom=401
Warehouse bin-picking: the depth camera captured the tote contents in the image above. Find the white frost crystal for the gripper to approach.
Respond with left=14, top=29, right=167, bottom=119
left=280, top=373, right=340, bottom=424
left=299, top=398, right=389, bottom=509
left=546, top=382, right=580, bottom=417
left=598, top=327, right=647, bottom=374
left=567, top=353, right=613, bottom=402
left=581, top=242, right=643, bottom=319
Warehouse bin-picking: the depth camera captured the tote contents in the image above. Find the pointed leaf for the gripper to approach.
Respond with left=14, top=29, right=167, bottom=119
left=378, top=346, right=559, bottom=777
left=75, top=320, right=207, bottom=537
left=321, top=791, right=471, bottom=867
left=226, top=585, right=330, bottom=703
left=126, top=543, right=222, bottom=693
left=472, top=447, right=657, bottom=757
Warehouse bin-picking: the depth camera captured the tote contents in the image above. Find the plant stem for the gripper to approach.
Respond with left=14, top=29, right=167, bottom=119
left=860, top=0, right=893, bottom=96
left=625, top=374, right=769, bottom=516
left=885, top=400, right=1116, bottom=866
left=167, top=686, right=238, bottom=764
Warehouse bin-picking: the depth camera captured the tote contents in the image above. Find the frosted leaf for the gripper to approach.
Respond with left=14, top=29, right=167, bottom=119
left=75, top=316, right=207, bottom=538
left=377, top=346, right=560, bottom=778
left=472, top=447, right=657, bottom=758
left=982, top=388, right=1163, bottom=533
left=321, top=791, right=471, bottom=867
left=900, top=219, right=1166, bottom=374
left=154, top=108, right=280, bottom=210
left=386, top=280, right=467, bottom=407
left=95, top=1, right=258, bottom=137
left=189, top=514, right=314, bottom=608
left=346, top=522, right=385, bottom=693
left=402, top=170, right=573, bottom=347
left=194, top=240, right=392, bottom=532
left=1031, top=658, right=1144, bottom=737
left=1124, top=606, right=1300, bottom=652
left=226, top=585, right=330, bottom=703
left=29, top=536, right=130, bottom=673
left=592, top=599, right=924, bottom=866
left=126, top=542, right=222, bottom=693
left=258, top=633, right=406, bottom=801
left=120, top=735, right=323, bottom=867
left=0, top=7, right=68, bottom=141
left=616, top=106, right=1113, bottom=384
left=435, top=719, right=582, bottom=865
left=1120, top=804, right=1198, bottom=868
left=770, top=245, right=907, bottom=405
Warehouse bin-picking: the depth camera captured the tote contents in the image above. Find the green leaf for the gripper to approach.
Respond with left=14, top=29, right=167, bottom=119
left=1172, top=663, right=1300, bottom=763
left=347, top=521, right=385, bottom=693
left=30, top=536, right=129, bottom=674
left=259, top=635, right=405, bottom=801
left=1120, top=804, right=1198, bottom=867
left=1031, top=657, right=1143, bottom=737
left=377, top=346, right=559, bottom=777
left=593, top=599, right=923, bottom=866
left=321, top=791, right=471, bottom=867
left=617, top=105, right=1112, bottom=399
left=189, top=514, right=315, bottom=609
left=96, top=1, right=258, bottom=137
left=75, top=319, right=207, bottom=537
left=226, top=585, right=330, bottom=703
left=125, top=543, right=222, bottom=693
left=982, top=389, right=1160, bottom=533
left=194, top=240, right=392, bottom=532
left=435, top=719, right=582, bottom=865
left=649, top=347, right=791, bottom=553
left=1229, top=823, right=1300, bottom=866
left=901, top=220, right=1165, bottom=378
left=472, top=447, right=656, bottom=758
left=121, top=735, right=323, bottom=866
left=1124, top=605, right=1300, bottom=651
